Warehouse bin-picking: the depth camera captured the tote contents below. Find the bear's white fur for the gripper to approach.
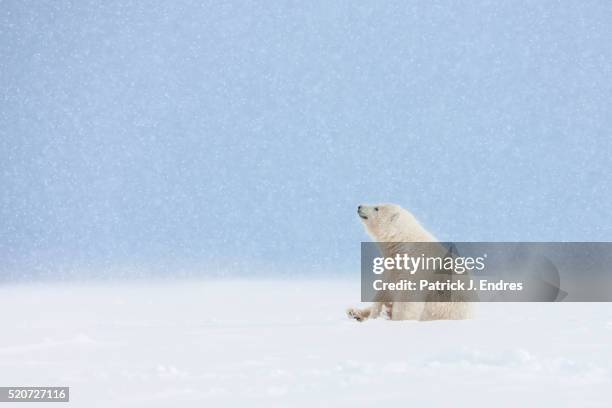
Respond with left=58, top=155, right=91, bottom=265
left=347, top=203, right=473, bottom=322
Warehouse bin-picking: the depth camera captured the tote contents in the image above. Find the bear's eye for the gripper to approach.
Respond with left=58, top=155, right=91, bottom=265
left=374, top=207, right=379, bottom=211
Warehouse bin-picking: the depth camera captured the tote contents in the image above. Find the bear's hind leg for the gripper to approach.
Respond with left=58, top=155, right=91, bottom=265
left=346, top=302, right=386, bottom=322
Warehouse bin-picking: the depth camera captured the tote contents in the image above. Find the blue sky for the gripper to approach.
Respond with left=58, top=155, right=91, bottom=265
left=1, top=1, right=611, bottom=278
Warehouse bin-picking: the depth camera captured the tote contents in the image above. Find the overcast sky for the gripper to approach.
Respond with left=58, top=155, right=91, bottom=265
left=2, top=1, right=611, bottom=279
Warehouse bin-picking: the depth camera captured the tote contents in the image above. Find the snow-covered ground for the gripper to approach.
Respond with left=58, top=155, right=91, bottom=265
left=1, top=279, right=611, bottom=407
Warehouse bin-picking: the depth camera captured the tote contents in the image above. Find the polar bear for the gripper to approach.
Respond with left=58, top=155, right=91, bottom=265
left=346, top=203, right=473, bottom=321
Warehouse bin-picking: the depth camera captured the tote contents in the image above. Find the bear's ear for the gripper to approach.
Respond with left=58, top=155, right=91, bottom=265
left=390, top=212, right=399, bottom=222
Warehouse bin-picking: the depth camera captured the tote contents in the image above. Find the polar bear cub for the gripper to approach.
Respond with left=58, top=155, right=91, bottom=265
left=347, top=203, right=473, bottom=322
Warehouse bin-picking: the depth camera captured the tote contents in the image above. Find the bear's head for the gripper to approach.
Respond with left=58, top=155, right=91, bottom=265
left=357, top=203, right=434, bottom=242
